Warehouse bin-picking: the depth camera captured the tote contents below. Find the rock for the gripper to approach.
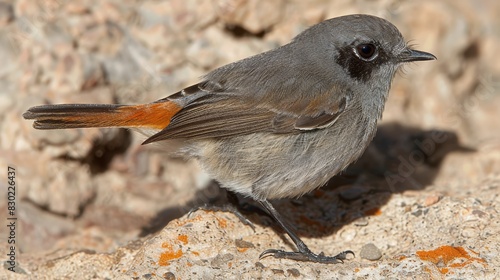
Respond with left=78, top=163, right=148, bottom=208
left=25, top=160, right=95, bottom=217
left=287, top=268, right=301, bottom=277
left=4, top=0, right=500, bottom=278
left=65, top=3, right=90, bottom=15
left=210, top=253, right=234, bottom=268
left=360, top=243, right=383, bottom=261
left=339, top=185, right=368, bottom=201
left=424, top=194, right=442, bottom=207
left=6, top=192, right=496, bottom=278
left=79, top=22, right=124, bottom=54
left=31, top=128, right=82, bottom=146
left=0, top=2, right=14, bottom=26
left=214, top=0, right=285, bottom=34
left=234, top=238, right=255, bottom=250
left=0, top=93, right=13, bottom=117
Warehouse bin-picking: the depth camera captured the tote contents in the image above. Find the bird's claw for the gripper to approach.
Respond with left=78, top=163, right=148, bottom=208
left=259, top=248, right=355, bottom=264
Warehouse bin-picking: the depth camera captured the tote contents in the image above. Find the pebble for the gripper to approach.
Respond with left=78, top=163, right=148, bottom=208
left=287, top=268, right=301, bottom=277
left=210, top=253, right=234, bottom=268
left=424, top=194, right=442, bottom=206
left=360, top=243, right=383, bottom=261
left=235, top=238, right=255, bottom=249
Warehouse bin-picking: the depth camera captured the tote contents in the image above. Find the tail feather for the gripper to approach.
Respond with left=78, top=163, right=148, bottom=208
left=23, top=102, right=182, bottom=130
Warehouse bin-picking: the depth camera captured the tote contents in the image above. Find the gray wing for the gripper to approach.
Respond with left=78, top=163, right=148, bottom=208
left=143, top=83, right=350, bottom=144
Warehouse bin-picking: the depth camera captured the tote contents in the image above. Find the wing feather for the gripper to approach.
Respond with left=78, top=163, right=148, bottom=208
left=143, top=83, right=351, bottom=144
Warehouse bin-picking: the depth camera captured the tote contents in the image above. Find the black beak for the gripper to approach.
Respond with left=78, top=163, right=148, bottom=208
left=400, top=49, right=436, bottom=62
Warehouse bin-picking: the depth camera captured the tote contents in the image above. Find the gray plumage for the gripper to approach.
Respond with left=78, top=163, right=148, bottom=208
left=23, top=14, right=436, bottom=263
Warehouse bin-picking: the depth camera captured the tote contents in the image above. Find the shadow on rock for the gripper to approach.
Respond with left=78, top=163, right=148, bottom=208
left=140, top=122, right=474, bottom=241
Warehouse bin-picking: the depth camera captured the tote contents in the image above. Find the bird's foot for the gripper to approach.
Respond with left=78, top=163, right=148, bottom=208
left=259, top=248, right=354, bottom=264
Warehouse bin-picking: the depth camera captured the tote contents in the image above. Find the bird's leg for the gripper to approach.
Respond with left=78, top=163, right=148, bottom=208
left=258, top=199, right=354, bottom=264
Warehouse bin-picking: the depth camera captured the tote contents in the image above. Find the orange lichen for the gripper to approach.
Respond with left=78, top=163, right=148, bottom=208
left=397, top=255, right=407, bottom=261
left=469, top=248, right=479, bottom=255
left=237, top=247, right=249, bottom=253
left=178, top=234, right=188, bottom=245
left=217, top=217, right=227, bottom=228
left=364, top=207, right=382, bottom=216
left=416, top=246, right=486, bottom=274
left=191, top=251, right=200, bottom=256
left=158, top=242, right=183, bottom=266
left=172, top=215, right=203, bottom=227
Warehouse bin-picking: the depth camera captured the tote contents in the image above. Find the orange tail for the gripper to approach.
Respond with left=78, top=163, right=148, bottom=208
left=23, top=101, right=182, bottom=130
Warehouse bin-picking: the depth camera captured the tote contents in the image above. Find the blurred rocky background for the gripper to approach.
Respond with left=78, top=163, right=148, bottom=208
left=0, top=0, right=499, bottom=278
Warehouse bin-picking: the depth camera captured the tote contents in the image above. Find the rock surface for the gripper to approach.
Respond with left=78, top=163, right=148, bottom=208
left=1, top=0, right=499, bottom=279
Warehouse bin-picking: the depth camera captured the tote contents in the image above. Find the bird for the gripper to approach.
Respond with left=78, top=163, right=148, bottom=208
left=23, top=14, right=436, bottom=263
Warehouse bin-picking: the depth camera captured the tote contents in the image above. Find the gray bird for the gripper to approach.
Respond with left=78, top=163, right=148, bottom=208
left=23, top=14, right=436, bottom=263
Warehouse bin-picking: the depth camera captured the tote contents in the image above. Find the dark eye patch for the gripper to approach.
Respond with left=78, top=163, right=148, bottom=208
left=335, top=42, right=390, bottom=82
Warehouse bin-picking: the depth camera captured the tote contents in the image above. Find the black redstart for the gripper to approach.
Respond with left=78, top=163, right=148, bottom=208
left=23, top=14, right=436, bottom=263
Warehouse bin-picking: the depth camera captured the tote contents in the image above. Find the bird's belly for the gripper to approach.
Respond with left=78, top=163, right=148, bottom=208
left=194, top=116, right=376, bottom=200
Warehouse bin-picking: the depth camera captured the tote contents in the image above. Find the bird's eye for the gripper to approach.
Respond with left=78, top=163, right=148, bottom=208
left=355, top=44, right=378, bottom=60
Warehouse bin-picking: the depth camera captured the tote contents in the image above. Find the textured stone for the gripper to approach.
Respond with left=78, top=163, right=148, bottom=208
left=0, top=2, right=14, bottom=27
left=214, top=0, right=285, bottom=34
left=2, top=0, right=499, bottom=279
left=360, top=243, right=383, bottom=261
